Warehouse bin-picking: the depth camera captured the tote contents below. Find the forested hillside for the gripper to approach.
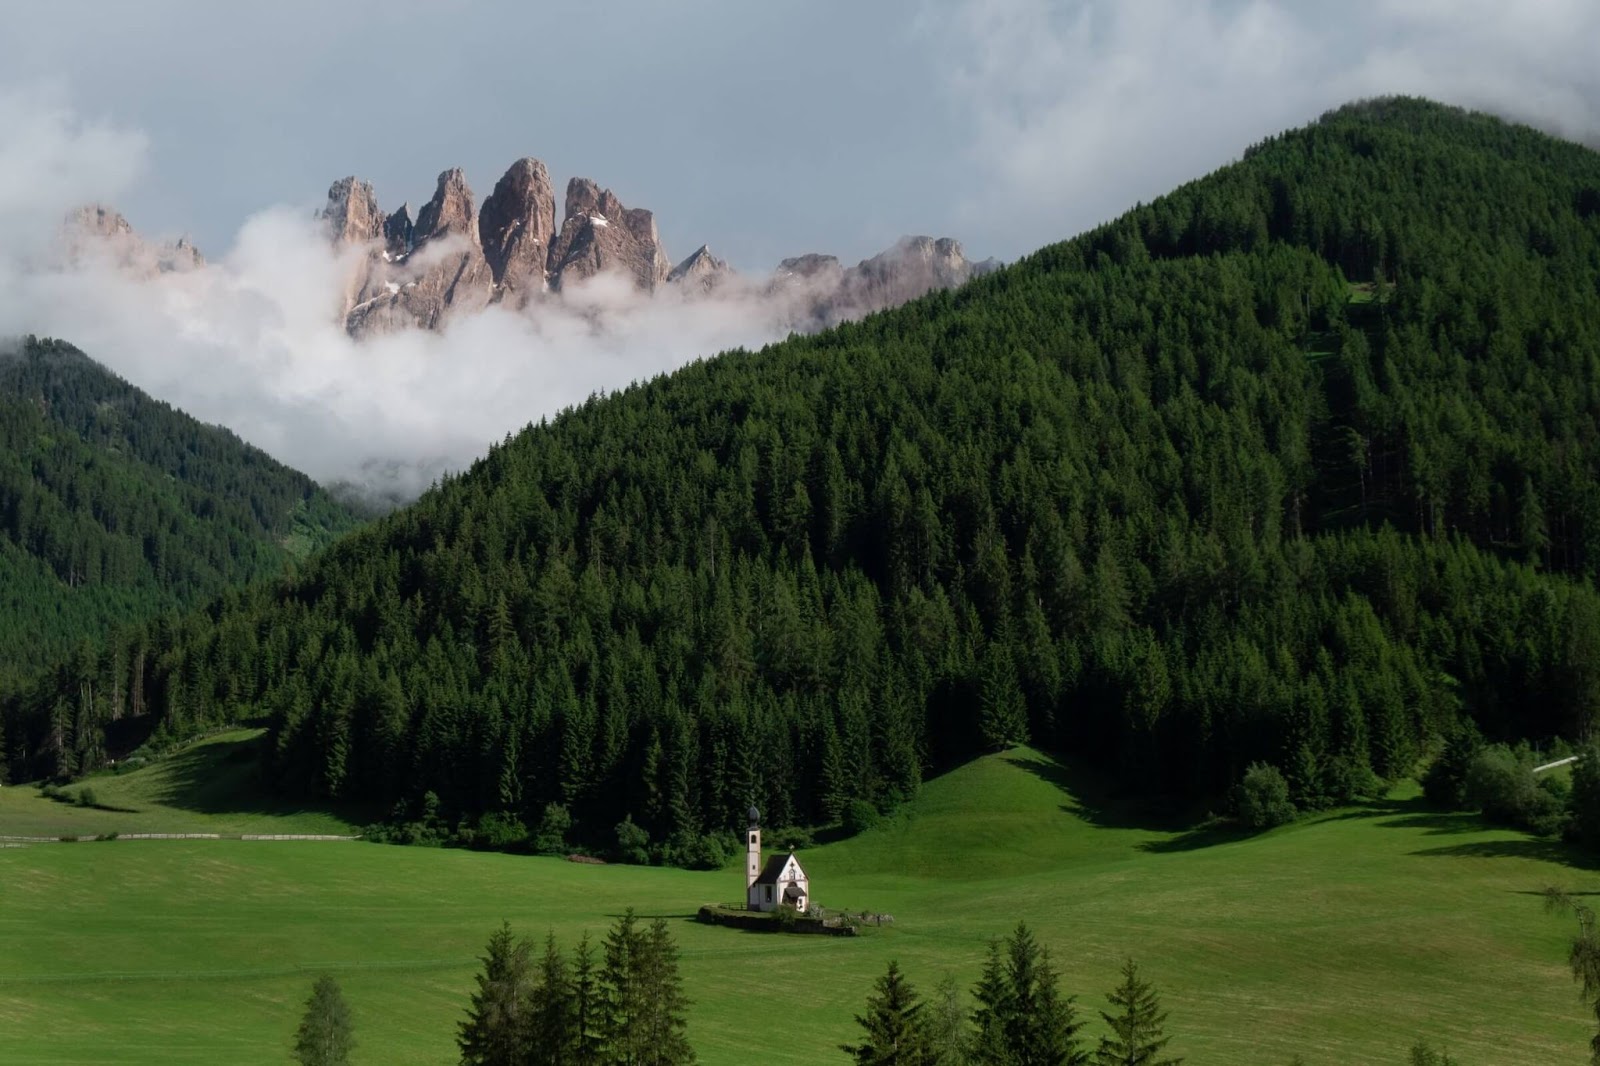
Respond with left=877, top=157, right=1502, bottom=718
left=8, top=99, right=1600, bottom=857
left=0, top=338, right=361, bottom=691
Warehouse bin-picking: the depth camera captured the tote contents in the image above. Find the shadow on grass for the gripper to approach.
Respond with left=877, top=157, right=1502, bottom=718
left=147, top=733, right=373, bottom=824
left=1410, top=838, right=1600, bottom=871
left=1001, top=750, right=1264, bottom=853
left=1002, top=751, right=1195, bottom=833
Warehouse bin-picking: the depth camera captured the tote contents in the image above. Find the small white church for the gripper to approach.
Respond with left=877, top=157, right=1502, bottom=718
left=744, top=805, right=809, bottom=913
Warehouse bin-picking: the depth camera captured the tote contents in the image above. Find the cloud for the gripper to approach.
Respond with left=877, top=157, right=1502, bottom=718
left=927, top=0, right=1600, bottom=253
left=0, top=83, right=148, bottom=264
left=0, top=89, right=804, bottom=502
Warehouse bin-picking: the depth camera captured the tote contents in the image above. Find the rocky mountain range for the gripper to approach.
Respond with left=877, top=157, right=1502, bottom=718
left=68, top=158, right=997, bottom=339
left=320, top=158, right=996, bottom=337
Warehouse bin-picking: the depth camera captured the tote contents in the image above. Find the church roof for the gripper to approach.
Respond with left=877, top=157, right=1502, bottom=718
left=752, top=851, right=805, bottom=885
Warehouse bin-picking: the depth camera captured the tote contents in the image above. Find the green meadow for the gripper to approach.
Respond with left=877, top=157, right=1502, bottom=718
left=0, top=730, right=365, bottom=839
left=1, top=746, right=1591, bottom=1064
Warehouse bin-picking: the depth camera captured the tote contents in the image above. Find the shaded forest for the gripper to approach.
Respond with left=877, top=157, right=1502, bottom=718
left=8, top=99, right=1600, bottom=859
left=0, top=338, right=360, bottom=687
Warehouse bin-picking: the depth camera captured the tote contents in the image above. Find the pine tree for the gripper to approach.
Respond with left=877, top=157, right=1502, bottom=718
left=979, top=642, right=1028, bottom=750
left=1094, top=960, right=1180, bottom=1066
left=459, top=922, right=534, bottom=1066
left=570, top=933, right=603, bottom=1066
left=292, top=974, right=354, bottom=1066
left=600, top=909, right=646, bottom=1063
left=969, top=941, right=1013, bottom=1066
left=527, top=932, right=573, bottom=1066
left=634, top=917, right=695, bottom=1065
left=841, top=960, right=931, bottom=1065
left=970, top=922, right=1086, bottom=1066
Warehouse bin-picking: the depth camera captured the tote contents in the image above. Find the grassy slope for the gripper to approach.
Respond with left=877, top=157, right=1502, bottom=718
left=0, top=750, right=1589, bottom=1064
left=0, top=730, right=366, bottom=838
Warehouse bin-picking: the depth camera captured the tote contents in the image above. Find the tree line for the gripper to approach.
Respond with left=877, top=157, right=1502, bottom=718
left=286, top=919, right=1467, bottom=1065
left=8, top=98, right=1600, bottom=855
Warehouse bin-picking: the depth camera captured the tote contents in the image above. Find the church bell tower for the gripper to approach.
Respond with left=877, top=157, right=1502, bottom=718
left=746, top=804, right=762, bottom=892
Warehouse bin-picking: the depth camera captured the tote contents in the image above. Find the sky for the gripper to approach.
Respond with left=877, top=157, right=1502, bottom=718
left=1, top=0, right=1598, bottom=496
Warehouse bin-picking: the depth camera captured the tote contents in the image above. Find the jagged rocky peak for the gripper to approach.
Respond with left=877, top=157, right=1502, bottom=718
left=548, top=177, right=671, bottom=292
left=71, top=204, right=135, bottom=239
left=63, top=204, right=205, bottom=275
left=667, top=244, right=731, bottom=293
left=321, top=177, right=385, bottom=245
left=479, top=157, right=557, bottom=290
left=384, top=203, right=414, bottom=256
left=415, top=167, right=479, bottom=244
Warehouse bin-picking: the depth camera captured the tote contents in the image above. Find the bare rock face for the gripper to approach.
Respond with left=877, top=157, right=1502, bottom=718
left=842, top=236, right=972, bottom=308
left=414, top=167, right=478, bottom=243
left=346, top=168, right=494, bottom=335
left=321, top=177, right=385, bottom=246
left=667, top=244, right=731, bottom=294
left=775, top=238, right=989, bottom=330
left=776, top=253, right=843, bottom=283
left=547, top=178, right=671, bottom=293
left=479, top=158, right=557, bottom=296
left=63, top=204, right=205, bottom=276
left=384, top=203, right=414, bottom=257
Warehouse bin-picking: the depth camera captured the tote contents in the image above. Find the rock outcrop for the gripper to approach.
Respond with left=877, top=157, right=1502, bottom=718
left=63, top=205, right=205, bottom=276
left=775, top=238, right=993, bottom=330
left=321, top=178, right=385, bottom=246
left=546, top=178, right=671, bottom=293
left=383, top=204, right=414, bottom=257
left=667, top=244, right=731, bottom=294
left=342, top=168, right=495, bottom=335
left=479, top=158, right=557, bottom=297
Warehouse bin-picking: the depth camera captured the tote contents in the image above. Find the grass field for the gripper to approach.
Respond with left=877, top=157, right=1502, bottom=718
left=0, top=729, right=366, bottom=838
left=1, top=746, right=1593, bottom=1064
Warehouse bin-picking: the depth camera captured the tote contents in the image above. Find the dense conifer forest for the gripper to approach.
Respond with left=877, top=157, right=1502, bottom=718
left=0, top=338, right=360, bottom=699
left=8, top=99, right=1600, bottom=858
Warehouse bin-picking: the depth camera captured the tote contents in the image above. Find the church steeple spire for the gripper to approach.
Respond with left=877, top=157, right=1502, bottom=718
left=745, top=805, right=762, bottom=893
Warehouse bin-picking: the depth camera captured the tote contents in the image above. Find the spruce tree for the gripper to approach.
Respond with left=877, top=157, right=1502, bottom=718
left=527, top=932, right=574, bottom=1066
left=459, top=922, right=534, bottom=1066
left=292, top=974, right=354, bottom=1066
left=842, top=960, right=931, bottom=1065
left=978, top=642, right=1028, bottom=751
left=1094, top=960, right=1180, bottom=1066
left=971, top=924, right=1085, bottom=1065
left=969, top=941, right=1013, bottom=1066
left=570, top=933, right=603, bottom=1066
left=635, top=917, right=695, bottom=1065
left=599, top=909, right=646, bottom=1062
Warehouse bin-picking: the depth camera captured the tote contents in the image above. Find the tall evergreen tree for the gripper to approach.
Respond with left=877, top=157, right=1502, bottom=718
left=1094, top=960, right=1180, bottom=1066
left=599, top=909, right=646, bottom=1063
left=842, top=960, right=931, bottom=1065
left=528, top=932, right=574, bottom=1066
left=970, top=924, right=1085, bottom=1066
left=459, top=922, right=534, bottom=1066
left=292, top=974, right=354, bottom=1066
left=570, top=933, right=603, bottom=1066
left=969, top=941, right=1013, bottom=1066
left=633, top=917, right=695, bottom=1066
